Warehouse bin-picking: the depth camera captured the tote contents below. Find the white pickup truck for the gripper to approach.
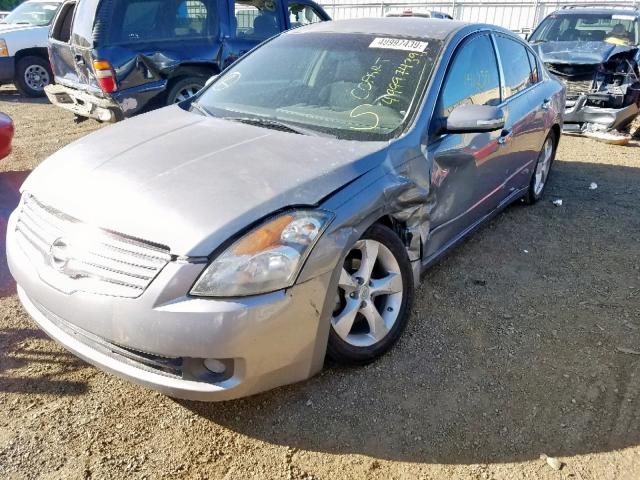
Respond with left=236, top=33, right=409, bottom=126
left=0, top=0, right=62, bottom=97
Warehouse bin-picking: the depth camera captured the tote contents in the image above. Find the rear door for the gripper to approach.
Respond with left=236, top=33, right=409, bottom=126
left=48, top=0, right=80, bottom=85
left=492, top=34, right=545, bottom=193
left=49, top=0, right=103, bottom=91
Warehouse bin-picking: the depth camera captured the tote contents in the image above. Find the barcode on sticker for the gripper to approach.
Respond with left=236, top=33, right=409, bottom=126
left=369, top=38, right=428, bottom=52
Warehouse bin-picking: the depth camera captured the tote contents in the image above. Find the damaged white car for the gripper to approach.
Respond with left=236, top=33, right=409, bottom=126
left=530, top=6, right=640, bottom=140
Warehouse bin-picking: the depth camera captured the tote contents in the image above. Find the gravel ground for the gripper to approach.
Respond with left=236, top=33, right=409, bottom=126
left=1, top=86, right=640, bottom=480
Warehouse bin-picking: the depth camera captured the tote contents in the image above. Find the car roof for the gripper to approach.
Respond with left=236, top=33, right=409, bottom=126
left=297, top=17, right=472, bottom=40
left=551, top=7, right=640, bottom=17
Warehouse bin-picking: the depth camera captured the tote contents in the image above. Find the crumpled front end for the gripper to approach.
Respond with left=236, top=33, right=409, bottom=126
left=544, top=47, right=640, bottom=136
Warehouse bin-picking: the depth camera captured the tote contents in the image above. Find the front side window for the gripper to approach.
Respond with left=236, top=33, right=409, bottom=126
left=438, top=34, right=501, bottom=117
left=1, top=1, right=60, bottom=26
left=495, top=36, right=535, bottom=99
left=235, top=0, right=279, bottom=40
left=288, top=3, right=322, bottom=28
left=530, top=13, right=639, bottom=45
left=196, top=32, right=442, bottom=141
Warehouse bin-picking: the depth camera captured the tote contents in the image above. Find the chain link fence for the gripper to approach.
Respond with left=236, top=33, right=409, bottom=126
left=319, top=1, right=639, bottom=35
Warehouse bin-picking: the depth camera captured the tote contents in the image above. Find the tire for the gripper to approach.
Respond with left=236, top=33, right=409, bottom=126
left=523, top=129, right=557, bottom=204
left=15, top=56, right=52, bottom=98
left=165, top=77, right=206, bottom=105
left=327, top=223, right=414, bottom=365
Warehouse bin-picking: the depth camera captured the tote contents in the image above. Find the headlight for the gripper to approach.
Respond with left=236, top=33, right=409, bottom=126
left=0, top=40, right=8, bottom=57
left=190, top=210, right=333, bottom=297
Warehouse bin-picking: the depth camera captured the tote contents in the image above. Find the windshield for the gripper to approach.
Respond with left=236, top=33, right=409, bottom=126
left=1, top=1, right=60, bottom=26
left=196, top=32, right=442, bottom=141
left=530, top=13, right=639, bottom=46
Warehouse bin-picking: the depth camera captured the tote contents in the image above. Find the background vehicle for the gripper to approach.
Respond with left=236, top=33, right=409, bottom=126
left=0, top=112, right=13, bottom=159
left=0, top=0, right=62, bottom=96
left=529, top=6, right=640, bottom=136
left=8, top=18, right=564, bottom=400
left=386, top=9, right=453, bottom=19
left=45, top=0, right=330, bottom=122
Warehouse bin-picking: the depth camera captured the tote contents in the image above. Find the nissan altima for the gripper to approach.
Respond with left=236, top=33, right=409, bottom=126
left=7, top=18, right=565, bottom=401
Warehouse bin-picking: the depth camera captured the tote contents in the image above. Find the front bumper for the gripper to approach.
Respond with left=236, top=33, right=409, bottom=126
left=564, top=94, right=640, bottom=131
left=0, top=56, right=15, bottom=83
left=7, top=210, right=334, bottom=401
left=44, top=83, right=122, bottom=122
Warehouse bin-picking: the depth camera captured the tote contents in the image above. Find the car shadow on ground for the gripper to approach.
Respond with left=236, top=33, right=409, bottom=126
left=0, top=170, right=29, bottom=298
left=182, top=159, right=640, bottom=464
left=0, top=327, right=89, bottom=395
left=0, top=86, right=49, bottom=105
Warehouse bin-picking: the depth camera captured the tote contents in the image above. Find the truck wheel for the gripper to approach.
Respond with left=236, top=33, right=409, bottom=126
left=166, top=77, right=206, bottom=105
left=15, top=56, right=52, bottom=98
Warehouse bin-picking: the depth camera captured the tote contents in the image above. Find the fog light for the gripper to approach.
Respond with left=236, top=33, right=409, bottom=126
left=203, top=358, right=226, bottom=374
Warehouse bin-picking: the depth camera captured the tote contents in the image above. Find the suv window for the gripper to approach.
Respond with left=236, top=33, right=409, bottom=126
left=288, top=3, right=322, bottom=28
left=495, top=36, right=535, bottom=99
left=235, top=0, right=280, bottom=40
left=107, top=0, right=216, bottom=44
left=439, top=34, right=501, bottom=117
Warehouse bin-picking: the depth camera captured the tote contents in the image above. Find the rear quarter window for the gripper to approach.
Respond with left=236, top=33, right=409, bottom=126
left=101, top=0, right=218, bottom=45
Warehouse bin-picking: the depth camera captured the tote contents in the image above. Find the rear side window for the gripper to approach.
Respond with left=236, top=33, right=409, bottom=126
left=495, top=36, right=536, bottom=98
left=439, top=34, right=501, bottom=117
left=105, top=0, right=217, bottom=44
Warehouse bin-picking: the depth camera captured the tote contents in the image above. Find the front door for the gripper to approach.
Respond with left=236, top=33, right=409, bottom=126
left=424, top=33, right=509, bottom=259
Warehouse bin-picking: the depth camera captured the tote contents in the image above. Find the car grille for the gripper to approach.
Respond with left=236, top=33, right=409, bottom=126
left=563, top=78, right=594, bottom=99
left=14, top=193, right=171, bottom=298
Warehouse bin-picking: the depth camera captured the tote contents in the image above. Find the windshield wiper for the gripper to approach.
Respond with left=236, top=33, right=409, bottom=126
left=190, top=101, right=212, bottom=117
left=226, top=116, right=318, bottom=136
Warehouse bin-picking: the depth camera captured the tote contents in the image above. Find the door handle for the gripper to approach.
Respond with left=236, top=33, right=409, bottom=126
left=541, top=98, right=551, bottom=110
left=498, top=129, right=512, bottom=146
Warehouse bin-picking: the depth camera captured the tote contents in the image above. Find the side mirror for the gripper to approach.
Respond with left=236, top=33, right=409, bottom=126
left=445, top=104, right=505, bottom=133
left=205, top=75, right=218, bottom=88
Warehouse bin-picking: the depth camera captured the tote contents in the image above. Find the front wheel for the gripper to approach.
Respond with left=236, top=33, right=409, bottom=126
left=327, top=224, right=414, bottom=365
left=15, top=56, right=52, bottom=98
left=523, top=130, right=557, bottom=204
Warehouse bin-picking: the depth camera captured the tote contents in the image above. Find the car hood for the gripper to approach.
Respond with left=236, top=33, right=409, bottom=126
left=532, top=41, right=638, bottom=65
left=22, top=106, right=387, bottom=256
left=0, top=23, right=46, bottom=33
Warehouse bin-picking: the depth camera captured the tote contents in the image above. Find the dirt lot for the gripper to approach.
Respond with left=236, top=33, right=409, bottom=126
left=1, top=86, right=639, bottom=480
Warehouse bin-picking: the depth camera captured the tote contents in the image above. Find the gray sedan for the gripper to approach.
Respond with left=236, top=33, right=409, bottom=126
left=7, top=18, right=565, bottom=401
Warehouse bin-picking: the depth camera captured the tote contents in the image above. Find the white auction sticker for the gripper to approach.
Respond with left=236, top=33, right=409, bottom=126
left=612, top=14, right=635, bottom=21
left=369, top=37, right=428, bottom=52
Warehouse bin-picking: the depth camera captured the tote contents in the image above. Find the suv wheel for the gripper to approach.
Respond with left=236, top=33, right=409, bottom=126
left=166, top=77, right=206, bottom=105
left=327, top=224, right=414, bottom=365
left=15, top=56, right=52, bottom=98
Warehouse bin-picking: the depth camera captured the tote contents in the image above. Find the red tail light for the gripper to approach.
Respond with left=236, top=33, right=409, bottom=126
left=93, top=60, right=117, bottom=93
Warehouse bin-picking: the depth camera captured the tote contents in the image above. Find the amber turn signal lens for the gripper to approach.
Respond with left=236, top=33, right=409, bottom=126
left=232, top=215, right=294, bottom=256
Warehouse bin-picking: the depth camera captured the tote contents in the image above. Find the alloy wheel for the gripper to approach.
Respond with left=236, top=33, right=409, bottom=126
left=173, top=85, right=201, bottom=103
left=332, top=239, right=403, bottom=347
left=24, top=65, right=50, bottom=92
left=534, top=136, right=553, bottom=196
